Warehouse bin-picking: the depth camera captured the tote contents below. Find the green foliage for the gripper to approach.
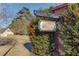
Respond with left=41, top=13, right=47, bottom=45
left=29, top=5, right=79, bottom=55
left=9, top=4, right=79, bottom=56
left=29, top=7, right=57, bottom=55
left=9, top=7, right=32, bottom=35
left=28, top=7, right=52, bottom=55
left=28, top=17, right=50, bottom=55
left=57, top=4, right=79, bottom=55
left=32, top=34, right=50, bottom=56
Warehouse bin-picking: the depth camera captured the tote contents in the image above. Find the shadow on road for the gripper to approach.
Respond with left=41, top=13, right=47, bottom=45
left=24, top=42, right=32, bottom=52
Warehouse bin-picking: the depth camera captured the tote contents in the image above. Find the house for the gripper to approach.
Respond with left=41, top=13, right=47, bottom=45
left=0, top=28, right=14, bottom=37
left=52, top=3, right=71, bottom=15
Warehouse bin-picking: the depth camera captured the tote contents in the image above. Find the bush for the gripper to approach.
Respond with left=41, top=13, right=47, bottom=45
left=57, top=8, right=79, bottom=55
left=28, top=18, right=50, bottom=56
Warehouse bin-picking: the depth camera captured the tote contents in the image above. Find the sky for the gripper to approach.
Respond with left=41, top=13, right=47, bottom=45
left=0, top=3, right=60, bottom=28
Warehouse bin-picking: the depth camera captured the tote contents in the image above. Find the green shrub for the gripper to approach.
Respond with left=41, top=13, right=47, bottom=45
left=28, top=18, right=51, bottom=56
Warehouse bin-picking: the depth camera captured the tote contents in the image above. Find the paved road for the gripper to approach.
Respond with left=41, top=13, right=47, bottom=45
left=0, top=45, right=12, bottom=56
left=0, top=35, right=32, bottom=56
left=6, top=43, right=31, bottom=56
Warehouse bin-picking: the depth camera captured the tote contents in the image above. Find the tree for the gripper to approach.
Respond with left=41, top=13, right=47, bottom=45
left=9, top=7, right=32, bottom=35
left=28, top=7, right=55, bottom=55
left=57, top=4, right=79, bottom=55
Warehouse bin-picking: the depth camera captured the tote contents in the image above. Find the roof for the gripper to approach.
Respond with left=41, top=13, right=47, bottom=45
left=0, top=28, right=13, bottom=34
left=34, top=10, right=61, bottom=19
left=0, top=28, right=7, bottom=33
left=52, top=3, right=70, bottom=12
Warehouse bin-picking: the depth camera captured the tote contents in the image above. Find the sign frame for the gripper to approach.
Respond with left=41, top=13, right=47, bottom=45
left=38, top=20, right=56, bottom=32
